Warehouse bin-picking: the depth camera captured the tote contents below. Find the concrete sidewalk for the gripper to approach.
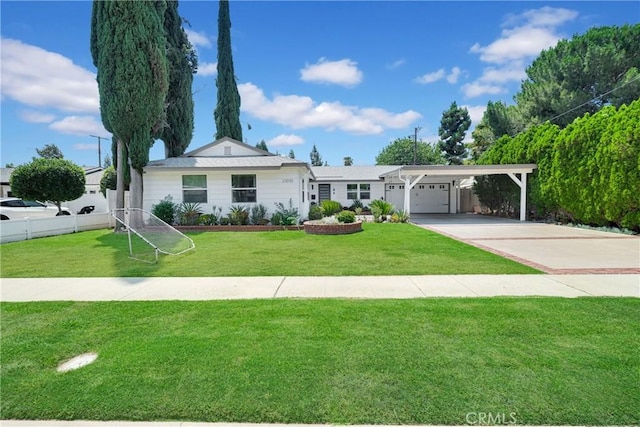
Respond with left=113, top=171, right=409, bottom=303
left=1, top=274, right=638, bottom=301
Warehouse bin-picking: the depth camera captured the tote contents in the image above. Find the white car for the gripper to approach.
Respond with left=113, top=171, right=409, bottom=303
left=0, top=197, right=71, bottom=220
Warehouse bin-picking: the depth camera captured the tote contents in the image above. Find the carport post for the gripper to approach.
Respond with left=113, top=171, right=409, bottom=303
left=507, top=172, right=528, bottom=221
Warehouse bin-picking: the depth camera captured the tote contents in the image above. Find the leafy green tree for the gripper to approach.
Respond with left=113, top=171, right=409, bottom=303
left=10, top=158, right=85, bottom=214
left=343, top=156, right=353, bottom=166
left=376, top=137, right=445, bottom=165
left=35, top=144, right=64, bottom=159
left=310, top=144, right=323, bottom=166
left=468, top=121, right=494, bottom=162
left=214, top=0, right=242, bottom=141
left=255, top=140, right=269, bottom=152
left=516, top=24, right=640, bottom=128
left=91, top=0, right=169, bottom=211
left=99, top=166, right=117, bottom=197
left=438, top=101, right=471, bottom=165
left=161, top=0, right=197, bottom=158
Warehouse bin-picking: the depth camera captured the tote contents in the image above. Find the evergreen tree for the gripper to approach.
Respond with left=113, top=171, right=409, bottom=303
left=161, top=0, right=197, bottom=158
left=255, top=140, right=269, bottom=152
left=214, top=0, right=242, bottom=141
left=288, top=149, right=295, bottom=159
left=35, top=144, right=64, bottom=159
left=310, top=144, right=323, bottom=166
left=343, top=156, right=353, bottom=166
left=91, top=0, right=169, bottom=211
left=438, top=101, right=471, bottom=165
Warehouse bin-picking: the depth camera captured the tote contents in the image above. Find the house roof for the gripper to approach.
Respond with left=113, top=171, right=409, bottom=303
left=0, top=168, right=14, bottom=184
left=311, top=165, right=399, bottom=181
left=182, top=136, right=272, bottom=157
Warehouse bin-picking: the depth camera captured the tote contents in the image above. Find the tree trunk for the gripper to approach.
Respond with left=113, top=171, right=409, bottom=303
left=129, top=164, right=144, bottom=229
left=114, top=138, right=125, bottom=231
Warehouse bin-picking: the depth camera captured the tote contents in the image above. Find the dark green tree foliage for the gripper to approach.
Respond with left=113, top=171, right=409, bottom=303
left=161, top=0, right=197, bottom=158
left=516, top=24, right=640, bottom=128
left=255, top=140, right=269, bottom=152
left=310, top=144, right=323, bottom=166
left=35, top=144, right=64, bottom=159
left=91, top=0, right=169, bottom=210
left=288, top=149, right=295, bottom=159
left=438, top=101, right=471, bottom=165
left=99, top=166, right=117, bottom=197
left=214, top=0, right=242, bottom=141
left=477, top=100, right=639, bottom=230
left=376, top=137, right=445, bottom=165
left=10, top=158, right=85, bottom=214
left=343, top=156, right=353, bottom=166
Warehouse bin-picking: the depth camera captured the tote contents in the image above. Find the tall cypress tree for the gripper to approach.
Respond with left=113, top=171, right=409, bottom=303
left=214, top=0, right=243, bottom=141
left=162, top=0, right=197, bottom=158
left=91, top=0, right=169, bottom=211
left=438, top=101, right=471, bottom=165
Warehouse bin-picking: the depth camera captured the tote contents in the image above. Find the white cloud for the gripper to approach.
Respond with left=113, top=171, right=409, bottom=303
left=447, top=67, right=462, bottom=84
left=267, top=134, right=305, bottom=147
left=73, top=143, right=99, bottom=151
left=470, top=27, right=561, bottom=64
left=197, top=62, right=217, bottom=76
left=238, top=82, right=421, bottom=135
left=461, top=82, right=507, bottom=98
left=462, top=105, right=487, bottom=125
left=49, top=116, right=108, bottom=136
left=300, top=58, right=363, bottom=87
left=415, top=68, right=445, bottom=84
left=184, top=29, right=212, bottom=49
left=478, top=62, right=527, bottom=83
left=503, top=6, right=579, bottom=29
left=1, top=38, right=100, bottom=113
left=386, top=58, right=406, bottom=70
left=19, top=110, right=55, bottom=123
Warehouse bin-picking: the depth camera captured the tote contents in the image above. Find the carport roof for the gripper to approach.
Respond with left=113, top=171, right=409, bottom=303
left=380, top=164, right=537, bottom=178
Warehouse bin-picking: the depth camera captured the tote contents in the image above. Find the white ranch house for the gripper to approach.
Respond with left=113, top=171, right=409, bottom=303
left=143, top=137, right=536, bottom=221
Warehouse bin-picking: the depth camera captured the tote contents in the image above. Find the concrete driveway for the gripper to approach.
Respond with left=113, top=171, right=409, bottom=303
left=411, top=214, right=640, bottom=274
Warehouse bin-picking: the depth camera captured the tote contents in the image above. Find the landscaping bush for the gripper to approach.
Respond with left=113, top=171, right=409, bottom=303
left=177, top=202, right=203, bottom=226
left=320, top=200, right=342, bottom=216
left=197, top=214, right=216, bottom=226
left=390, top=209, right=410, bottom=223
left=152, top=196, right=177, bottom=225
left=370, top=199, right=394, bottom=216
left=250, top=203, right=269, bottom=225
left=308, top=204, right=324, bottom=220
left=336, top=210, right=356, bottom=223
left=228, top=205, right=249, bottom=225
left=274, top=199, right=299, bottom=225
left=348, top=199, right=365, bottom=211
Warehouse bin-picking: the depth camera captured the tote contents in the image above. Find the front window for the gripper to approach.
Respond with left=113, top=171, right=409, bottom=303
left=232, top=174, right=256, bottom=203
left=182, top=175, right=207, bottom=203
left=347, top=183, right=370, bottom=200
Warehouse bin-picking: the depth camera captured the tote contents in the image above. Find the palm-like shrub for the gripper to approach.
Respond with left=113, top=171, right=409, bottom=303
left=370, top=199, right=394, bottom=216
left=320, top=200, right=342, bottom=216
left=228, top=205, right=249, bottom=225
left=177, top=202, right=203, bottom=225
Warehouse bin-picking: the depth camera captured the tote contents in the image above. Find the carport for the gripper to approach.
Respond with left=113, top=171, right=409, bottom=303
left=392, top=164, right=537, bottom=221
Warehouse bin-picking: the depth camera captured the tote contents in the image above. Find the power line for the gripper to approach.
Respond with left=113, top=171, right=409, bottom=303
left=547, top=72, right=640, bottom=123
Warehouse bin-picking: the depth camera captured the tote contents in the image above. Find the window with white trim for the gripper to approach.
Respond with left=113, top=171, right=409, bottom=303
left=182, top=175, right=207, bottom=203
left=232, top=174, right=256, bottom=203
left=347, top=183, right=371, bottom=200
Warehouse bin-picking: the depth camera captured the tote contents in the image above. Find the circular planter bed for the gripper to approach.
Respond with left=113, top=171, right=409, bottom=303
left=303, top=220, right=362, bottom=235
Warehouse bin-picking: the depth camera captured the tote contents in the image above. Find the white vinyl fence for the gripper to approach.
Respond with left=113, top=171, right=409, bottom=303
left=0, top=213, right=113, bottom=244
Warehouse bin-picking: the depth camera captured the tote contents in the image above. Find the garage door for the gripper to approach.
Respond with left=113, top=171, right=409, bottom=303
left=412, top=183, right=449, bottom=213
left=385, top=184, right=405, bottom=211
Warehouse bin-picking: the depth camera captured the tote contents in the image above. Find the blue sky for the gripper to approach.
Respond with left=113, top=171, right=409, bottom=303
left=1, top=1, right=638, bottom=168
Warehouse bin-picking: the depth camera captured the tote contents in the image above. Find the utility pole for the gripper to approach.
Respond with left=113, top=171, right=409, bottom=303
left=413, top=127, right=421, bottom=165
left=89, top=135, right=109, bottom=168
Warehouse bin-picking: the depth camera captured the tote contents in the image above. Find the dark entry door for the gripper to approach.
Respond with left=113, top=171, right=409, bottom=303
left=318, top=184, right=331, bottom=202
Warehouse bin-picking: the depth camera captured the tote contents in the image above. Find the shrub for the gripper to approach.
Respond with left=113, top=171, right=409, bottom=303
left=197, top=214, right=216, bottom=226
left=270, top=212, right=283, bottom=226
left=308, top=204, right=324, bottom=220
left=250, top=203, right=269, bottom=225
left=177, top=202, right=203, bottom=226
left=274, top=199, right=299, bottom=225
left=371, top=206, right=383, bottom=223
left=152, top=196, right=177, bottom=225
left=390, top=209, right=410, bottom=223
left=336, top=210, right=356, bottom=223
left=211, top=206, right=223, bottom=225
left=320, top=200, right=342, bottom=216
left=228, top=205, right=249, bottom=225
left=348, top=199, right=364, bottom=211
left=370, top=199, right=394, bottom=216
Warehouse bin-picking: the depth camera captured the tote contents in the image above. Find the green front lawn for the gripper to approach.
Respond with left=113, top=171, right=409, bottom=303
left=1, top=298, right=638, bottom=424
left=0, top=223, right=539, bottom=277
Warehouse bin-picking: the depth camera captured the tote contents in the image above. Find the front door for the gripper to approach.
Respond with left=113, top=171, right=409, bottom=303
left=318, top=184, right=331, bottom=202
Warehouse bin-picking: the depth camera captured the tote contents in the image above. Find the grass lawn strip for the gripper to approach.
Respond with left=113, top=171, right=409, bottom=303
left=1, top=298, right=638, bottom=425
left=0, top=223, right=540, bottom=277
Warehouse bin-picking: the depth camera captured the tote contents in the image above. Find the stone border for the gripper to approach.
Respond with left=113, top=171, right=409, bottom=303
left=303, top=220, right=363, bottom=235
